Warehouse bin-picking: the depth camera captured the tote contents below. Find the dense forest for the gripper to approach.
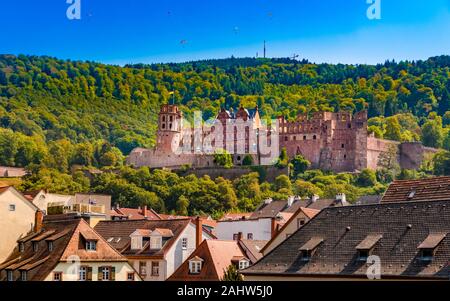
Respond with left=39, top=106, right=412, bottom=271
left=1, top=54, right=450, bottom=215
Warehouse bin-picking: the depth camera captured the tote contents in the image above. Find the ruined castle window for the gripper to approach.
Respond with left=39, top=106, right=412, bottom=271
left=162, top=124, right=166, bottom=129
left=303, top=136, right=306, bottom=140
left=162, top=116, right=166, bottom=122
left=169, top=123, right=173, bottom=129
left=285, top=136, right=288, bottom=142
left=341, top=144, right=345, bottom=148
left=237, top=156, right=241, bottom=161
left=348, top=123, right=352, bottom=129
left=313, top=135, right=317, bottom=140
left=170, top=116, right=173, bottom=122
left=344, top=155, right=347, bottom=159
left=293, top=136, right=296, bottom=141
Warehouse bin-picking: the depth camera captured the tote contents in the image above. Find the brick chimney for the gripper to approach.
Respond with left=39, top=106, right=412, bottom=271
left=34, top=210, right=44, bottom=233
left=142, top=206, right=148, bottom=219
left=195, top=216, right=203, bottom=248
left=271, top=217, right=278, bottom=238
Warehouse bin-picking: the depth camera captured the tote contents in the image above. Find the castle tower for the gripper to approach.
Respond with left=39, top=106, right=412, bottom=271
left=156, top=104, right=183, bottom=152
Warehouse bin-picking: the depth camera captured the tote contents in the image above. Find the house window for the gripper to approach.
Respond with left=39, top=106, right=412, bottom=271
left=79, top=266, right=87, bottom=281
left=48, top=241, right=54, bottom=251
left=151, top=262, right=160, bottom=276
left=53, top=272, right=62, bottom=281
left=247, top=233, right=253, bottom=240
left=300, top=250, right=312, bottom=262
left=127, top=273, right=135, bottom=281
left=9, top=204, right=16, bottom=211
left=239, top=260, right=250, bottom=270
left=139, top=261, right=147, bottom=276
left=101, top=267, right=111, bottom=281
left=357, top=250, right=370, bottom=261
left=7, top=271, right=13, bottom=281
left=233, top=234, right=239, bottom=241
left=297, top=218, right=306, bottom=228
left=182, top=238, right=188, bottom=250
left=189, top=261, right=202, bottom=274
left=86, top=240, right=97, bottom=251
left=150, top=236, right=162, bottom=249
left=20, top=271, right=27, bottom=281
left=420, top=249, right=434, bottom=262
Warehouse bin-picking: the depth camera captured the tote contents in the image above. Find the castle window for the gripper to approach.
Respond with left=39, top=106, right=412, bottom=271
left=237, top=156, right=241, bottom=161
left=313, top=135, right=317, bottom=140
left=341, top=144, right=345, bottom=148
left=162, top=124, right=166, bottom=129
left=285, top=136, right=288, bottom=142
left=344, top=155, right=347, bottom=159
left=169, top=123, right=172, bottom=129
left=303, top=136, right=306, bottom=140
left=162, top=116, right=166, bottom=122
left=170, top=116, right=173, bottom=122
left=348, top=123, right=352, bottom=129
left=293, top=136, right=296, bottom=141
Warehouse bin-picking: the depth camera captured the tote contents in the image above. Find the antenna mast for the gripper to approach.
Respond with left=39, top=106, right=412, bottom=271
left=263, top=40, right=266, bottom=58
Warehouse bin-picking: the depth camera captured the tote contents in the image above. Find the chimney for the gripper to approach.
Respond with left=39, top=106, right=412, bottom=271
left=34, top=210, right=44, bottom=233
left=336, top=193, right=346, bottom=203
left=195, top=216, right=203, bottom=248
left=142, top=206, right=148, bottom=219
left=237, top=232, right=243, bottom=241
left=311, top=194, right=319, bottom=203
left=271, top=217, right=277, bottom=238
left=115, top=203, right=120, bottom=210
left=287, top=196, right=295, bottom=208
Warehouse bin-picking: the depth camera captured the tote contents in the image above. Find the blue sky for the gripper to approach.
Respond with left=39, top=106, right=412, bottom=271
left=0, top=0, right=449, bottom=65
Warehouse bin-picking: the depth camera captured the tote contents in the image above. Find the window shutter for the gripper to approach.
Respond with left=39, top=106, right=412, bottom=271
left=111, top=266, right=116, bottom=281
left=98, top=267, right=102, bottom=281
left=87, top=267, right=92, bottom=281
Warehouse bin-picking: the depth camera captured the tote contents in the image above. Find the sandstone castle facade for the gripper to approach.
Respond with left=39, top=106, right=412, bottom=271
left=127, top=104, right=436, bottom=172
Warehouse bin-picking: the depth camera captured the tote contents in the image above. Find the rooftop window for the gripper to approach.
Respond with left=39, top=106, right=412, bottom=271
left=356, top=234, right=382, bottom=262
left=86, top=240, right=97, bottom=251
left=417, top=233, right=446, bottom=262
left=299, top=237, right=323, bottom=262
left=189, top=258, right=204, bottom=274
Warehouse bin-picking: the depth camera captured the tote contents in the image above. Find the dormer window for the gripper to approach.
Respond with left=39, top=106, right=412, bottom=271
left=20, top=271, right=27, bottom=281
left=32, top=242, right=38, bottom=252
left=86, top=240, right=97, bottom=251
left=299, top=237, right=323, bottom=262
left=19, top=242, right=24, bottom=253
left=189, top=257, right=204, bottom=274
left=150, top=236, right=162, bottom=249
left=48, top=241, right=54, bottom=252
left=418, top=233, right=446, bottom=262
left=239, top=259, right=250, bottom=270
left=7, top=270, right=13, bottom=281
left=356, top=234, right=382, bottom=262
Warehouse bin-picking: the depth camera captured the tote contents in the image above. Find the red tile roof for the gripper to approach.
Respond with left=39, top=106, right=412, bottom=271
left=110, top=207, right=162, bottom=220
left=382, top=176, right=450, bottom=203
left=169, top=240, right=254, bottom=281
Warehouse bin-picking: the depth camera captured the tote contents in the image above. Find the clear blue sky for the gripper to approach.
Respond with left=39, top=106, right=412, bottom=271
left=0, top=0, right=449, bottom=65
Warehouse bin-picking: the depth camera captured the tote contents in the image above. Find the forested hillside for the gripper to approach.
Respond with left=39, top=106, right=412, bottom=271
left=1, top=54, right=450, bottom=215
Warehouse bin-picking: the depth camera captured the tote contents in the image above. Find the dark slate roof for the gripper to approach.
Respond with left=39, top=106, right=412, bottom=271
left=242, top=200, right=450, bottom=280
left=382, top=177, right=450, bottom=204
left=355, top=195, right=382, bottom=206
left=94, top=219, right=191, bottom=258
left=251, top=198, right=345, bottom=219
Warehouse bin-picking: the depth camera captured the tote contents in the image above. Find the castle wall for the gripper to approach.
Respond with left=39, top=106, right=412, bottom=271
left=366, top=137, right=400, bottom=170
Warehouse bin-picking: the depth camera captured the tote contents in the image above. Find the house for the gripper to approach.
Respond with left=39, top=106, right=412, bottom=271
left=242, top=199, right=450, bottom=280
left=110, top=205, right=162, bottom=221
left=0, top=186, right=38, bottom=262
left=0, top=214, right=140, bottom=281
left=355, top=195, right=382, bottom=206
left=260, top=207, right=319, bottom=256
left=24, top=190, right=111, bottom=227
left=168, top=236, right=267, bottom=281
left=215, top=195, right=345, bottom=241
left=94, top=217, right=214, bottom=280
left=251, top=194, right=348, bottom=220
left=0, top=166, right=28, bottom=178
left=382, top=176, right=450, bottom=203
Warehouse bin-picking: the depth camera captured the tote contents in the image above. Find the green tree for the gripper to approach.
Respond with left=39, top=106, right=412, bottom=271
left=242, top=154, right=253, bottom=166
left=384, top=117, right=402, bottom=141
left=276, top=147, right=289, bottom=168
left=222, top=264, right=243, bottom=281
left=356, top=169, right=377, bottom=187
left=433, top=151, right=450, bottom=176
left=291, top=155, right=310, bottom=178
left=214, top=149, right=233, bottom=168
left=421, top=118, right=444, bottom=148
left=176, top=195, right=190, bottom=216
